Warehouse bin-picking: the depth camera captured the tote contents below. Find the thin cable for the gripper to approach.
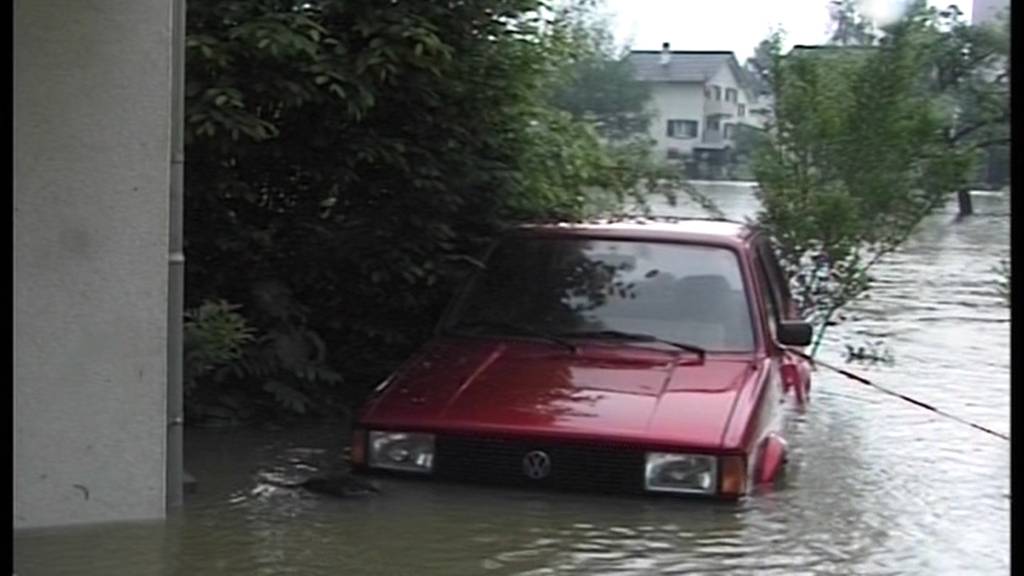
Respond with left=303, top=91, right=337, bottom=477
left=786, top=348, right=1010, bottom=442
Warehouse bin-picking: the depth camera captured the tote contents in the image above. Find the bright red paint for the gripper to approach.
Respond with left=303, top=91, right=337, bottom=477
left=755, top=433, right=789, bottom=484
left=353, top=219, right=812, bottom=498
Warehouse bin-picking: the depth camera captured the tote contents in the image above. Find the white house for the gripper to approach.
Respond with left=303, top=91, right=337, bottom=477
left=628, top=45, right=768, bottom=161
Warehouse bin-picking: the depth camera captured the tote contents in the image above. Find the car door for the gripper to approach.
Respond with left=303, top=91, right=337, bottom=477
left=752, top=236, right=812, bottom=404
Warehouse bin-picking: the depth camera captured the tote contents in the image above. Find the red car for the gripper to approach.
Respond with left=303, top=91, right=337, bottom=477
left=350, top=218, right=813, bottom=499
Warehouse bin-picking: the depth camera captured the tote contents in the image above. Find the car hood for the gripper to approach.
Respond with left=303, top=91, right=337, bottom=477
left=359, top=338, right=758, bottom=449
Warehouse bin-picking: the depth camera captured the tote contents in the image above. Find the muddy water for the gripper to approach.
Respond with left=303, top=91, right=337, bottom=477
left=14, top=184, right=1009, bottom=575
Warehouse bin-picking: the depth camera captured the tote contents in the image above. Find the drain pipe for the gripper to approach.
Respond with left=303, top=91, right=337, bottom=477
left=167, top=0, right=186, bottom=509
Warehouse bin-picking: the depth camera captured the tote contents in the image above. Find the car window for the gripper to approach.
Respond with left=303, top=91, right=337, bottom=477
left=757, top=239, right=793, bottom=319
left=446, top=236, right=756, bottom=352
left=753, top=251, right=780, bottom=342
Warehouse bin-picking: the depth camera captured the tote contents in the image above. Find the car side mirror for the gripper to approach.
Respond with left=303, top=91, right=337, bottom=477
left=778, top=321, right=813, bottom=347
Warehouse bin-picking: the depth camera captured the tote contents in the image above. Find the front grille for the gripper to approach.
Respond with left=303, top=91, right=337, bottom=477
left=434, top=435, right=646, bottom=494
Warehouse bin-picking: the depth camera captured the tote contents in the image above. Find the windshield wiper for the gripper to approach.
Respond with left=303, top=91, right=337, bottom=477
left=444, top=320, right=577, bottom=354
left=557, top=330, right=705, bottom=362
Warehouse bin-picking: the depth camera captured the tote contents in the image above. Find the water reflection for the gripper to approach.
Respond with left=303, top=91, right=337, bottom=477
left=14, top=185, right=1009, bottom=575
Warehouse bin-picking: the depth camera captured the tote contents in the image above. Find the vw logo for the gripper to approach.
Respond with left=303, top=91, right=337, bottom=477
left=522, top=450, right=551, bottom=480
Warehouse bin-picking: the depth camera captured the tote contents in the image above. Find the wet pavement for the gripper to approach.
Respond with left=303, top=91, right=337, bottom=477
left=14, top=184, right=1009, bottom=575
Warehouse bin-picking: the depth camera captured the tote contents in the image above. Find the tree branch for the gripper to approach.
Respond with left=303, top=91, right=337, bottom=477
left=948, top=112, right=1009, bottom=144
left=967, top=136, right=1011, bottom=151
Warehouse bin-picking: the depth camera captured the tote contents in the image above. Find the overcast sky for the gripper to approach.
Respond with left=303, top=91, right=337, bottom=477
left=603, top=0, right=974, bottom=60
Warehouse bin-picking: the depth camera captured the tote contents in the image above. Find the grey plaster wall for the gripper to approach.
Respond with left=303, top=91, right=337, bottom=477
left=14, top=0, right=172, bottom=528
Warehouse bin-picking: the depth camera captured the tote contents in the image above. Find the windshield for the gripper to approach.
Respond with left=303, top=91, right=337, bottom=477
left=444, top=235, right=755, bottom=352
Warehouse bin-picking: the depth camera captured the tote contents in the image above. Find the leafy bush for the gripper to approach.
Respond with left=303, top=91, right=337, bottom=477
left=184, top=286, right=348, bottom=422
left=183, top=300, right=254, bottom=416
left=183, top=0, right=685, bottom=420
left=219, top=280, right=343, bottom=416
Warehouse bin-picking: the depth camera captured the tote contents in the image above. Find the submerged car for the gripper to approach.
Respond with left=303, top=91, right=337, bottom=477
left=350, top=218, right=813, bottom=499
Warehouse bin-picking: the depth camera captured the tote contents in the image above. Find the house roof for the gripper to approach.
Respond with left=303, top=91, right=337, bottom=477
left=627, top=51, right=739, bottom=84
left=788, top=44, right=879, bottom=55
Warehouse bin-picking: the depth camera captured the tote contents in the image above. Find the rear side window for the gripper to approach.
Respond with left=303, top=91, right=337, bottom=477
left=757, top=240, right=794, bottom=319
left=753, top=251, right=779, bottom=342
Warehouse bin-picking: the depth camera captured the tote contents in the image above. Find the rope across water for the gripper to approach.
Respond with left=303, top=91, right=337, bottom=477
left=786, top=347, right=1010, bottom=442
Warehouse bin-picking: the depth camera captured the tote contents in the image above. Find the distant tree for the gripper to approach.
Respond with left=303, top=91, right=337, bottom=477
left=827, top=0, right=877, bottom=46
left=731, top=123, right=769, bottom=166
left=548, top=14, right=652, bottom=142
left=924, top=6, right=1010, bottom=213
left=828, top=0, right=1010, bottom=213
left=544, top=3, right=717, bottom=217
left=744, top=31, right=784, bottom=89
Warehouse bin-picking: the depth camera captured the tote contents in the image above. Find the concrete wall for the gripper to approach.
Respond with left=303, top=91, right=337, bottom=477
left=14, top=0, right=172, bottom=528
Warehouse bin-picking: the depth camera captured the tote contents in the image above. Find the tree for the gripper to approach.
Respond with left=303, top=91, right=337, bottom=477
left=826, top=0, right=1009, bottom=213
left=730, top=123, right=769, bottom=179
left=752, top=2, right=972, bottom=355
left=827, top=0, right=877, bottom=46
left=923, top=6, right=1010, bottom=213
left=744, top=31, right=784, bottom=90
left=547, top=17, right=652, bottom=142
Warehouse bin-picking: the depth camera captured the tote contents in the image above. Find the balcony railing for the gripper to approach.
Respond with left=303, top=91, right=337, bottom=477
left=703, top=98, right=736, bottom=117
left=700, top=129, right=731, bottom=148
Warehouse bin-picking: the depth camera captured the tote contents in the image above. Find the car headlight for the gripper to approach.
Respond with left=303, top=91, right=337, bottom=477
left=644, top=452, right=717, bottom=494
left=368, top=431, right=435, bottom=473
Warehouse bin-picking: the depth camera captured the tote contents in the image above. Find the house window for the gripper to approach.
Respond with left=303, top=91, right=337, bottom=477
left=706, top=118, right=721, bottom=132
left=738, top=104, right=746, bottom=117
left=725, top=88, right=737, bottom=102
left=667, top=119, right=698, bottom=139
left=713, top=86, right=722, bottom=101
left=724, top=123, right=735, bottom=139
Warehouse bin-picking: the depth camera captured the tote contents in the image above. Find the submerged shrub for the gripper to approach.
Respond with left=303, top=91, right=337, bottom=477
left=183, top=300, right=254, bottom=396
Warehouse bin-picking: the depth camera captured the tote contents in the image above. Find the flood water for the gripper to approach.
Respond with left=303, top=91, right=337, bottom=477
left=14, top=184, right=1010, bottom=575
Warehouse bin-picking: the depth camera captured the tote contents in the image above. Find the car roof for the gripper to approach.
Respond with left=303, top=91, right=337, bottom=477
left=517, top=217, right=759, bottom=250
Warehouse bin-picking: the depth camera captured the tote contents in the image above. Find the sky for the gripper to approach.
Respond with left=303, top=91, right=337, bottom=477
left=603, top=0, right=975, bottom=61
